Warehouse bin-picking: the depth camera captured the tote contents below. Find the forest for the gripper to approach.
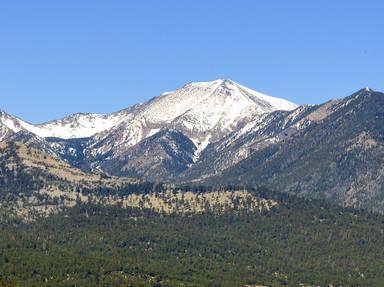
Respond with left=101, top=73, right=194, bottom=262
left=1, top=189, right=384, bottom=287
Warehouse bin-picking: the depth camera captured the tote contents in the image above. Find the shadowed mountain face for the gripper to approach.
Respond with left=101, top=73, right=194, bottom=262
left=100, top=129, right=197, bottom=181
left=208, top=88, right=384, bottom=211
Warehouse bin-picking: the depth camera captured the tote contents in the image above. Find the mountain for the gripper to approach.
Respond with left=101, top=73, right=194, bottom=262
left=209, top=88, right=384, bottom=211
left=35, top=112, right=128, bottom=139
left=100, top=129, right=197, bottom=180
left=3, top=81, right=384, bottom=212
left=0, top=110, right=129, bottom=140
left=0, top=79, right=298, bottom=178
left=90, top=79, right=297, bottom=178
left=4, top=84, right=384, bottom=286
left=176, top=104, right=318, bottom=181
left=1, top=80, right=296, bottom=143
left=0, top=110, right=35, bottom=141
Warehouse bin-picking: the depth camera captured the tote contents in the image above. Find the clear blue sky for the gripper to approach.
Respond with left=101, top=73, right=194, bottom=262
left=0, top=1, right=383, bottom=123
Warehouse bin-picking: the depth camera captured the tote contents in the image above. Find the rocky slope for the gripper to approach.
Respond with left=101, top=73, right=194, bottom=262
left=209, top=88, right=384, bottom=212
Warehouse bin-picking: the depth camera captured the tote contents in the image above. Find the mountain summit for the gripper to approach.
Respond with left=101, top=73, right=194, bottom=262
left=133, top=79, right=297, bottom=140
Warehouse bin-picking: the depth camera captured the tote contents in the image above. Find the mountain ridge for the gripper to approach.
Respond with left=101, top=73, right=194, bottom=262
left=2, top=82, right=384, bottom=212
left=0, top=79, right=298, bottom=173
left=206, top=88, right=384, bottom=211
left=1, top=79, right=297, bottom=139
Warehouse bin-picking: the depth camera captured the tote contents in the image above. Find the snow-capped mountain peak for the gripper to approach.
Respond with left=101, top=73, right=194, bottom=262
left=1, top=79, right=298, bottom=167
left=0, top=110, right=39, bottom=141
left=141, top=79, right=297, bottom=124
left=185, top=79, right=297, bottom=111
left=35, top=112, right=128, bottom=139
left=87, top=79, right=298, bottom=159
left=1, top=79, right=297, bottom=142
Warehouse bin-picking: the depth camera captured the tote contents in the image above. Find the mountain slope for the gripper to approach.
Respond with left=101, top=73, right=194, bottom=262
left=0, top=110, right=33, bottom=141
left=209, top=88, right=384, bottom=211
left=0, top=107, right=134, bottom=141
left=0, top=140, right=139, bottom=219
left=88, top=79, right=297, bottom=178
left=177, top=105, right=318, bottom=181
left=35, top=112, right=128, bottom=139
left=0, top=140, right=271, bottom=221
left=100, top=129, right=197, bottom=180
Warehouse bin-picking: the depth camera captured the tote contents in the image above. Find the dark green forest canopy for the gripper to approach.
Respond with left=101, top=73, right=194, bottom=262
left=1, top=190, right=384, bottom=287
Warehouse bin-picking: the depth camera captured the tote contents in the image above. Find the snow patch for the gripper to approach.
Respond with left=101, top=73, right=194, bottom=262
left=191, top=135, right=212, bottom=162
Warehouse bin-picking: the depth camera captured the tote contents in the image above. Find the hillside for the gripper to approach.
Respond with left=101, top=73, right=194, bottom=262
left=1, top=191, right=384, bottom=286
left=0, top=141, right=137, bottom=219
left=0, top=141, right=273, bottom=221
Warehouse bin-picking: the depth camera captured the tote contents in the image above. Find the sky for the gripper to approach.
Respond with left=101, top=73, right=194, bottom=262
left=0, top=0, right=383, bottom=123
